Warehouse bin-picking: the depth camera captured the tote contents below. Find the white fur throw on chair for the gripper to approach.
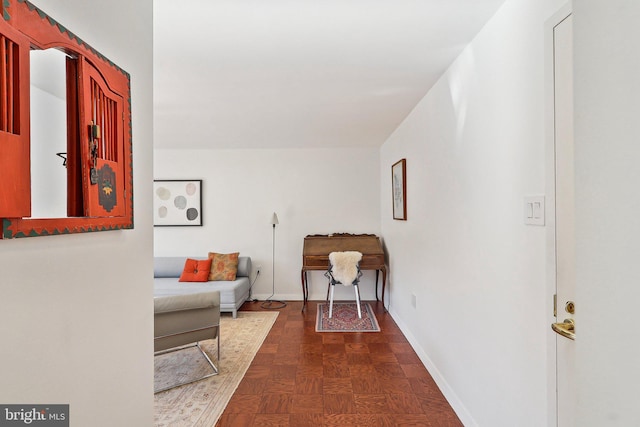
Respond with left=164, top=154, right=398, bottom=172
left=328, top=251, right=363, bottom=285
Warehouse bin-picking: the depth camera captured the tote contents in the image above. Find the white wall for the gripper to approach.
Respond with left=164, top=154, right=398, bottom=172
left=573, top=1, right=640, bottom=425
left=154, top=148, right=381, bottom=301
left=380, top=0, right=565, bottom=425
left=0, top=1, right=154, bottom=426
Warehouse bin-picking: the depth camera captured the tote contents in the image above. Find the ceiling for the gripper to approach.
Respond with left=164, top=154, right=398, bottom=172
left=153, top=0, right=507, bottom=150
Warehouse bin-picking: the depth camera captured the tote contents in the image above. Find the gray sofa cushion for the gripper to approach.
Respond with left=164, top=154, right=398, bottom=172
left=154, top=256, right=251, bottom=278
left=154, top=277, right=249, bottom=307
left=154, top=291, right=220, bottom=314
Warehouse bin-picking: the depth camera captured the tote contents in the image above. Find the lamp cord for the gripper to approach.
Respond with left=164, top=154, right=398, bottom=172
left=247, top=268, right=259, bottom=302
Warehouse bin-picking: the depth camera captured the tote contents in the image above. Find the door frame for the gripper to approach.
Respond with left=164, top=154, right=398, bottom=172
left=544, top=3, right=573, bottom=427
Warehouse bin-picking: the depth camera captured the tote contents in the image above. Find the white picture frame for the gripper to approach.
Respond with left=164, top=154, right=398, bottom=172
left=153, top=179, right=203, bottom=226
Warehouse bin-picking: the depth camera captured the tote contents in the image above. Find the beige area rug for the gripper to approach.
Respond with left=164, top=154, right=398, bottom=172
left=154, top=311, right=278, bottom=426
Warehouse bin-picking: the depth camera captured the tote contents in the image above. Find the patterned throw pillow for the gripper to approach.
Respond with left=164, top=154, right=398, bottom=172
left=208, top=252, right=239, bottom=281
left=179, top=258, right=213, bottom=282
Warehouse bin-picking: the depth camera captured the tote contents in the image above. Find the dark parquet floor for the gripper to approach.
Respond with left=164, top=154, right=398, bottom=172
left=215, top=300, right=463, bottom=427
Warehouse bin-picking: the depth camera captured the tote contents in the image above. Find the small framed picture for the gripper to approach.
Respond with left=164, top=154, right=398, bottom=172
left=392, top=159, right=406, bottom=220
left=153, top=179, right=203, bottom=226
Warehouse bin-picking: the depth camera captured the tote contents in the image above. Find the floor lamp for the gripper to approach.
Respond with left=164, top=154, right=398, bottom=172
left=261, top=212, right=286, bottom=309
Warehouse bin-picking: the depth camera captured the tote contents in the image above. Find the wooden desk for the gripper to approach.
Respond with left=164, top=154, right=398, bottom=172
left=301, top=233, right=387, bottom=310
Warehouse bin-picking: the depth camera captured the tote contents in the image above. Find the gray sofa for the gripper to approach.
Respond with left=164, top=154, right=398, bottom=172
left=154, top=256, right=252, bottom=318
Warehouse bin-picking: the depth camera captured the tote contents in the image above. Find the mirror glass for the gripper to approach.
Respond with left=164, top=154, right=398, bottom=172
left=29, top=48, right=69, bottom=218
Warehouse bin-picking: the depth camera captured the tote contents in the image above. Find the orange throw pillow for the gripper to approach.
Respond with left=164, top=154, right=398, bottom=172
left=208, top=252, right=239, bottom=281
left=179, top=258, right=213, bottom=282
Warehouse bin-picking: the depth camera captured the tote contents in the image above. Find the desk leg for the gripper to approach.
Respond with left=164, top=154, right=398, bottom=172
left=375, top=270, right=380, bottom=301
left=301, top=270, right=308, bottom=312
left=381, top=266, right=387, bottom=312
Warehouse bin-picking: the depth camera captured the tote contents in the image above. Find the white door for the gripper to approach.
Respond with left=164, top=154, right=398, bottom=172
left=552, top=12, right=575, bottom=427
left=572, top=2, right=640, bottom=423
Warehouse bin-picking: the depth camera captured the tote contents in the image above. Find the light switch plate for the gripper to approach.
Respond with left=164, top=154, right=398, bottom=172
left=524, top=196, right=545, bottom=226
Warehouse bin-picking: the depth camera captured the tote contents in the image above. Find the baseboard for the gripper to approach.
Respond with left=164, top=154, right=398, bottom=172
left=388, top=306, right=478, bottom=427
left=249, top=294, right=307, bottom=302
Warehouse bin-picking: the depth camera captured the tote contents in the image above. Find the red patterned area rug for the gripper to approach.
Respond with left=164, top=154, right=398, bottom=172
left=316, top=302, right=380, bottom=332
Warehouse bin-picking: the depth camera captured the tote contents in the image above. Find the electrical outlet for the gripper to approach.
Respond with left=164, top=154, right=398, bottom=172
left=256, top=265, right=262, bottom=274
left=411, top=293, right=417, bottom=308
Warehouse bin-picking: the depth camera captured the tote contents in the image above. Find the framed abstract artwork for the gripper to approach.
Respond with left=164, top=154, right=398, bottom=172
left=392, top=159, right=407, bottom=220
left=153, top=180, right=203, bottom=226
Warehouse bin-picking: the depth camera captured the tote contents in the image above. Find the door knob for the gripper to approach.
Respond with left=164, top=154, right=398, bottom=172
left=552, top=318, right=575, bottom=340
